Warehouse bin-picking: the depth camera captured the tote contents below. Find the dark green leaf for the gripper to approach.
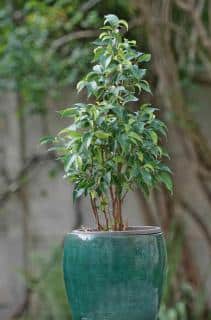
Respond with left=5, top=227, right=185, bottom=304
left=140, top=80, right=152, bottom=94
left=73, top=188, right=85, bottom=203
left=40, top=136, right=54, bottom=145
left=159, top=172, right=173, bottom=194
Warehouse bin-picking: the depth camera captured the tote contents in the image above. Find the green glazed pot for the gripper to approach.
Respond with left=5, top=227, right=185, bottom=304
left=63, top=226, right=167, bottom=320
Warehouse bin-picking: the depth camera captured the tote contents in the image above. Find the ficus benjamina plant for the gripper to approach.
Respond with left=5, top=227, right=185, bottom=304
left=41, top=14, right=173, bottom=231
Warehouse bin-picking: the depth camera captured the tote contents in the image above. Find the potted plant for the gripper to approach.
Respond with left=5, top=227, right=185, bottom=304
left=42, top=14, right=172, bottom=320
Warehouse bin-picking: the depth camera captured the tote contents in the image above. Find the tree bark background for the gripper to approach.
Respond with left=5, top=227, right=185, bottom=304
left=133, top=0, right=211, bottom=307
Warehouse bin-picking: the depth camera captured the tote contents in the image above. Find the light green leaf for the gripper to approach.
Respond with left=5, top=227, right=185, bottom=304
left=138, top=53, right=151, bottom=63
left=119, top=19, right=128, bottom=30
left=104, top=55, right=112, bottom=68
left=128, top=132, right=142, bottom=142
left=75, top=155, right=83, bottom=169
left=93, top=64, right=103, bottom=73
left=137, top=152, right=144, bottom=162
left=87, top=81, right=97, bottom=96
left=95, top=131, right=111, bottom=139
left=144, top=163, right=154, bottom=172
left=76, top=80, right=86, bottom=92
left=59, top=129, right=82, bottom=138
left=150, top=131, right=158, bottom=144
left=104, top=14, right=119, bottom=27
left=65, top=154, right=76, bottom=172
left=57, top=108, right=75, bottom=117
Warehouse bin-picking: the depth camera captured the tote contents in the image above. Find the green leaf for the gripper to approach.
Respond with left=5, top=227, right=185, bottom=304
left=103, top=55, right=112, bottom=69
left=93, top=64, right=103, bottom=73
left=76, top=80, right=86, bottom=92
left=73, top=188, right=85, bottom=203
left=124, top=94, right=139, bottom=104
left=40, top=14, right=173, bottom=227
left=128, top=132, right=142, bottom=142
left=104, top=14, right=119, bottom=27
left=150, top=131, right=158, bottom=144
left=100, top=26, right=113, bottom=31
left=138, top=53, right=151, bottom=63
left=137, top=152, right=144, bottom=162
left=104, top=171, right=111, bottom=184
left=40, top=135, right=54, bottom=145
left=65, top=154, right=76, bottom=172
left=141, top=170, right=152, bottom=185
left=159, top=164, right=172, bottom=173
left=139, top=182, right=150, bottom=197
left=140, top=80, right=152, bottom=94
left=144, top=163, right=154, bottom=172
left=87, top=81, right=97, bottom=96
left=159, top=172, right=173, bottom=194
left=119, top=19, right=128, bottom=30
left=75, top=155, right=83, bottom=169
left=84, top=133, right=93, bottom=148
left=57, top=108, right=75, bottom=117
left=118, top=134, right=129, bottom=150
left=59, top=129, right=82, bottom=138
left=95, top=131, right=111, bottom=139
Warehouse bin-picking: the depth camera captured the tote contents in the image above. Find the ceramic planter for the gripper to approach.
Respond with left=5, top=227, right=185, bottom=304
left=63, top=226, right=167, bottom=320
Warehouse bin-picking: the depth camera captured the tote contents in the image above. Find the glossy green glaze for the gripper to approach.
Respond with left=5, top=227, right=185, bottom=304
left=63, top=229, right=167, bottom=320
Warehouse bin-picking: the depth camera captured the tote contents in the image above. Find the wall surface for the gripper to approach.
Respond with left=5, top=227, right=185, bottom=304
left=0, top=86, right=211, bottom=317
left=0, top=90, right=145, bottom=318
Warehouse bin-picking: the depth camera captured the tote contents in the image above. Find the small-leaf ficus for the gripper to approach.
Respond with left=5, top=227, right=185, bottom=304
left=41, top=14, right=173, bottom=231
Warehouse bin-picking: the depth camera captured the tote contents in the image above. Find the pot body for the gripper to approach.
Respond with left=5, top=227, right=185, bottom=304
left=63, top=228, right=167, bottom=320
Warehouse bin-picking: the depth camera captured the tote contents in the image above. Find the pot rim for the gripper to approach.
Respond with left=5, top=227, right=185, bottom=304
left=69, top=226, right=162, bottom=236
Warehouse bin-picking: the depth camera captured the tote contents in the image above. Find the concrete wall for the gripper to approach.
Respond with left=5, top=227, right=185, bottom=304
left=0, top=87, right=211, bottom=317
left=0, top=90, right=144, bottom=318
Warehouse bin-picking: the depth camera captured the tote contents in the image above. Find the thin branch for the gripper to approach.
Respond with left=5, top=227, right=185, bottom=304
left=0, top=153, right=54, bottom=207
left=9, top=288, right=32, bottom=319
left=197, top=170, right=211, bottom=208
left=209, top=0, right=211, bottom=35
left=90, top=196, right=102, bottom=230
left=51, top=29, right=99, bottom=51
left=80, top=0, right=102, bottom=12
left=103, top=208, right=109, bottom=230
left=187, top=1, right=204, bottom=76
left=176, top=0, right=211, bottom=54
left=51, top=16, right=186, bottom=53
left=192, top=73, right=211, bottom=86
left=8, top=180, right=82, bottom=319
left=74, top=198, right=83, bottom=229
left=8, top=244, right=63, bottom=319
left=175, top=0, right=193, bottom=11
left=109, top=186, right=116, bottom=226
left=198, top=166, right=211, bottom=179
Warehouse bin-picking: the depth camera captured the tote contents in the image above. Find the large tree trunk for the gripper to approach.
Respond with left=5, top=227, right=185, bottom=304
left=133, top=0, right=211, bottom=306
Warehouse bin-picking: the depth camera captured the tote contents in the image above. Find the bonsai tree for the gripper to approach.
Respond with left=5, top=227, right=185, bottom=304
left=42, top=14, right=172, bottom=231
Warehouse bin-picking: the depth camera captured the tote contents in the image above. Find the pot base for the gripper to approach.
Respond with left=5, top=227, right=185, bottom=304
left=63, top=227, right=167, bottom=320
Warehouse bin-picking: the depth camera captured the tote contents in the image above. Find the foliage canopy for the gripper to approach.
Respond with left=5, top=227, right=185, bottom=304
left=42, top=14, right=172, bottom=231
